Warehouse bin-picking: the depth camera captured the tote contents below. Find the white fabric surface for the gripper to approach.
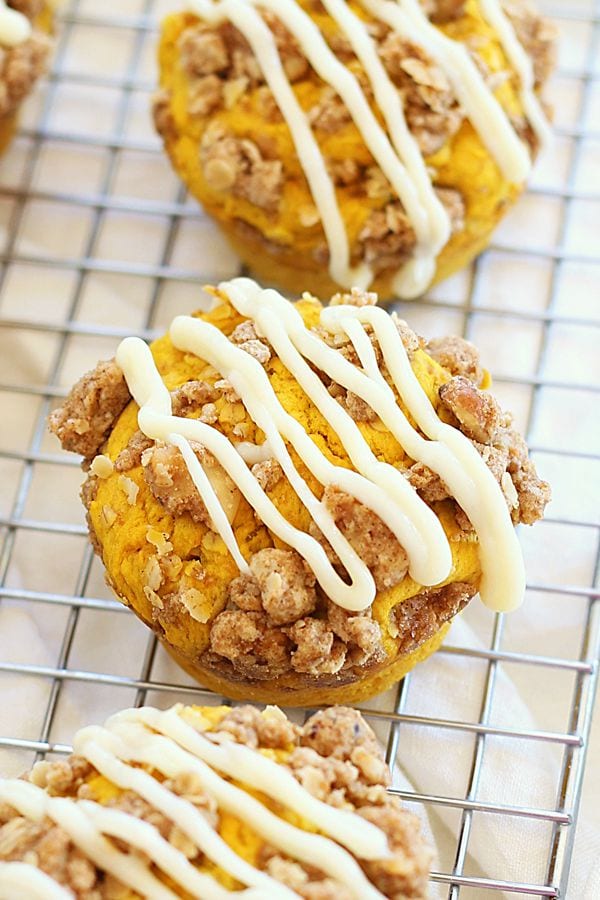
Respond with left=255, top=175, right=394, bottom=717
left=0, top=0, right=599, bottom=897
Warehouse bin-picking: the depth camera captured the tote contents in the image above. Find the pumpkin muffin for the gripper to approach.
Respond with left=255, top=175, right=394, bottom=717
left=49, top=279, right=550, bottom=706
left=153, top=0, right=555, bottom=299
left=0, top=1, right=53, bottom=154
left=0, top=703, right=433, bottom=898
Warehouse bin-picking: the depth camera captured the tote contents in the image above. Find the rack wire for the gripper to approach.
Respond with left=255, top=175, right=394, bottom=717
left=0, top=0, right=598, bottom=897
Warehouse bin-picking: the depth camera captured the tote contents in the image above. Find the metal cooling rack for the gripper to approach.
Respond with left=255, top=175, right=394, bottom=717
left=0, top=0, right=598, bottom=897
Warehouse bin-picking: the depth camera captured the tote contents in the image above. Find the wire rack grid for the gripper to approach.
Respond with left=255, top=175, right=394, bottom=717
left=0, top=0, right=598, bottom=897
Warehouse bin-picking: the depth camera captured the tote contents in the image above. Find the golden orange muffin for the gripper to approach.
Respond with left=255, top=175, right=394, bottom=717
left=153, top=0, right=555, bottom=300
left=0, top=1, right=53, bottom=154
left=48, top=279, right=550, bottom=706
left=0, top=704, right=433, bottom=898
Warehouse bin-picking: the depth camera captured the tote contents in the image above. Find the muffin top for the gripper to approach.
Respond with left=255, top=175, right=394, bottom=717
left=0, top=704, right=433, bottom=898
left=49, top=280, right=550, bottom=690
left=155, top=0, right=555, bottom=296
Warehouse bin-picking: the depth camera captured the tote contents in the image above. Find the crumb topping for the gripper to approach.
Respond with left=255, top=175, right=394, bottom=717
left=142, top=440, right=213, bottom=527
left=426, top=334, right=484, bottom=386
left=201, top=123, right=284, bottom=212
left=439, top=375, right=502, bottom=444
left=0, top=18, right=51, bottom=120
left=391, top=581, right=477, bottom=652
left=318, top=485, right=410, bottom=591
left=48, top=360, right=131, bottom=463
left=1, top=706, right=431, bottom=898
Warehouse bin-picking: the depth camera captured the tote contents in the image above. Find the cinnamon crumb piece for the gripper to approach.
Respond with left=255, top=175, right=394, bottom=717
left=328, top=157, right=361, bottom=186
left=188, top=74, right=223, bottom=117
left=171, top=380, right=217, bottom=414
left=238, top=338, right=271, bottom=365
left=330, top=287, right=378, bottom=307
left=360, top=804, right=433, bottom=898
left=214, top=377, right=239, bottom=402
left=142, top=441, right=213, bottom=526
left=344, top=391, right=377, bottom=423
left=308, top=87, right=351, bottom=133
left=80, top=474, right=101, bottom=555
left=215, top=705, right=298, bottom=749
left=0, top=31, right=51, bottom=119
left=251, top=458, right=283, bottom=491
left=436, top=186, right=466, bottom=234
left=426, top=335, right=484, bottom=385
left=301, top=707, right=384, bottom=766
left=424, top=0, right=467, bottom=22
left=504, top=1, right=557, bottom=86
left=318, top=485, right=409, bottom=591
left=228, top=572, right=263, bottom=612
left=439, top=375, right=502, bottom=444
left=359, top=203, right=417, bottom=273
left=114, top=430, right=153, bottom=472
left=29, top=756, right=92, bottom=796
left=378, top=36, right=464, bottom=154
left=261, top=10, right=310, bottom=82
left=8, top=1, right=44, bottom=17
left=209, top=609, right=292, bottom=677
left=391, top=314, right=424, bottom=355
left=506, top=443, right=551, bottom=525
left=249, top=548, right=317, bottom=625
left=285, top=618, right=346, bottom=676
left=200, top=125, right=283, bottom=212
left=391, top=581, right=476, bottom=651
left=326, top=600, right=384, bottom=668
left=152, top=87, right=176, bottom=141
left=178, top=25, right=229, bottom=77
left=48, top=359, right=131, bottom=462
left=407, top=461, right=450, bottom=502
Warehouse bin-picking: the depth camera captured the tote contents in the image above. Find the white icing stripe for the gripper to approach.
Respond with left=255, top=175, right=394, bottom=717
left=206, top=282, right=451, bottom=583
left=173, top=432, right=249, bottom=571
left=0, top=862, right=73, bottom=900
left=0, top=1, right=31, bottom=47
left=478, top=0, right=552, bottom=147
left=192, top=0, right=371, bottom=291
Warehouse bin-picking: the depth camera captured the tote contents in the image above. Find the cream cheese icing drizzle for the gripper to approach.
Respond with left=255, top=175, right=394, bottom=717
left=477, top=0, right=552, bottom=147
left=0, top=1, right=31, bottom=47
left=188, top=0, right=549, bottom=297
left=0, top=862, right=73, bottom=900
left=0, top=704, right=391, bottom=899
left=116, top=277, right=525, bottom=612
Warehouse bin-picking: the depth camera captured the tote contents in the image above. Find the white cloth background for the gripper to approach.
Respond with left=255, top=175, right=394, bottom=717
left=0, top=0, right=598, bottom=897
